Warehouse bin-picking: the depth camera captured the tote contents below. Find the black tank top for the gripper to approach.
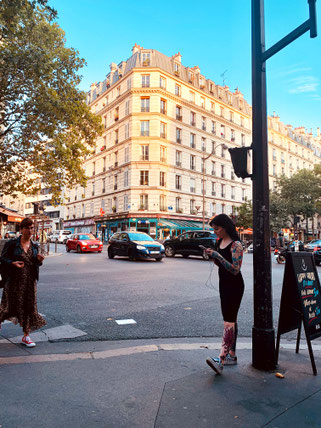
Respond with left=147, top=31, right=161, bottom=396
left=216, top=239, right=243, bottom=282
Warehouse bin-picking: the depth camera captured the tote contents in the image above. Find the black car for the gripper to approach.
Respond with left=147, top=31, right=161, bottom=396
left=164, top=230, right=217, bottom=259
left=313, top=246, right=321, bottom=266
left=107, top=231, right=165, bottom=261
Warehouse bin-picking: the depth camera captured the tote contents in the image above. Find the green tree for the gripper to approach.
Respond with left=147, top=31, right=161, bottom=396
left=236, top=199, right=253, bottom=229
left=0, top=0, right=102, bottom=201
left=269, top=191, right=290, bottom=234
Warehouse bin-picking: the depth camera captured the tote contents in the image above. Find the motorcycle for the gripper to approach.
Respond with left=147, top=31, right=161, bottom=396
left=274, top=248, right=286, bottom=264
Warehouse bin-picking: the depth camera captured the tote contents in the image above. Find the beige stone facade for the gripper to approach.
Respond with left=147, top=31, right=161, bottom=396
left=64, top=45, right=252, bottom=238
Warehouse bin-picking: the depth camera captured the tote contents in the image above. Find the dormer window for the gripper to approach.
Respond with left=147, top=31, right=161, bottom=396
left=188, top=71, right=194, bottom=83
left=174, top=63, right=179, bottom=75
left=142, top=52, right=150, bottom=66
left=199, top=77, right=205, bottom=88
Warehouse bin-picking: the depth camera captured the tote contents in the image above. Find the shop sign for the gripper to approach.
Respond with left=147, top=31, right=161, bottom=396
left=64, top=219, right=95, bottom=227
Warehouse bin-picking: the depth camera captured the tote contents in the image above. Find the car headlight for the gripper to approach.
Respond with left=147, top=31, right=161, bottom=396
left=136, top=245, right=146, bottom=250
left=160, top=244, right=165, bottom=250
left=82, top=242, right=88, bottom=246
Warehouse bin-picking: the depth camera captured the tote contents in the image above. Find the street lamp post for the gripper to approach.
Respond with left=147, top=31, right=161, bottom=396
left=202, top=143, right=227, bottom=229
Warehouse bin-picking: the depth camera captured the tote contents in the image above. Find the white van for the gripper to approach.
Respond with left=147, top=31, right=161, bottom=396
left=50, top=230, right=72, bottom=244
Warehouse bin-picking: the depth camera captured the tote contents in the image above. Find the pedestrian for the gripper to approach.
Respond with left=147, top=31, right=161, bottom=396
left=0, top=217, right=46, bottom=347
left=205, top=214, right=245, bottom=375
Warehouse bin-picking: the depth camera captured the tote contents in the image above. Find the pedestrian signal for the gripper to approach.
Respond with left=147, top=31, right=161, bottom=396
left=228, top=147, right=252, bottom=179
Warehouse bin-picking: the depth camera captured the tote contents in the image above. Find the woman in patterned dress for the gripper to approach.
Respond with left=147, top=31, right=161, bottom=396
left=0, top=217, right=46, bottom=347
left=205, top=214, right=245, bottom=375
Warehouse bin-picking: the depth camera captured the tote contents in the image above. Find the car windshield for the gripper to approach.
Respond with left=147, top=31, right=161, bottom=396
left=128, top=233, right=154, bottom=242
left=79, top=234, right=96, bottom=240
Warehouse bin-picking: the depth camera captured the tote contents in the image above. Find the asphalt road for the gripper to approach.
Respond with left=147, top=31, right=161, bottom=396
left=2, top=244, right=319, bottom=342
left=1, top=243, right=306, bottom=342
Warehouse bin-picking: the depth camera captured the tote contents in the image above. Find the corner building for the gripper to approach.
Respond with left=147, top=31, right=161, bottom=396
left=64, top=45, right=252, bottom=239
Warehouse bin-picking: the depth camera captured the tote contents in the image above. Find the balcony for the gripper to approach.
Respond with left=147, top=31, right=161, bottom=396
left=114, top=162, right=118, bottom=168
left=102, top=188, right=105, bottom=194
left=160, top=157, right=167, bottom=163
left=142, top=83, right=150, bottom=88
left=211, top=170, right=215, bottom=176
left=221, top=133, right=225, bottom=139
left=141, top=107, right=150, bottom=112
left=176, top=138, right=181, bottom=144
left=140, top=156, right=149, bottom=161
left=92, top=191, right=95, bottom=196
left=190, top=121, right=196, bottom=127
left=114, top=184, right=118, bottom=190
left=139, top=205, right=147, bottom=210
left=212, top=191, right=216, bottom=196
left=190, top=187, right=196, bottom=193
left=176, top=115, right=182, bottom=121
left=190, top=209, right=197, bottom=215
left=190, top=143, right=195, bottom=149
left=202, top=125, right=206, bottom=131
left=143, top=59, right=150, bottom=66
left=141, top=131, right=149, bottom=137
left=160, top=182, right=166, bottom=187
left=231, top=195, right=235, bottom=200
left=221, top=173, right=225, bottom=178
left=221, top=193, right=225, bottom=198
left=190, top=165, right=196, bottom=171
left=211, top=130, right=216, bottom=135
left=176, top=208, right=183, bottom=213
left=160, top=207, right=167, bottom=212
left=231, top=137, right=235, bottom=142
left=160, top=108, right=166, bottom=115
left=160, top=133, right=166, bottom=139
left=176, top=185, right=182, bottom=190
left=176, top=162, right=182, bottom=167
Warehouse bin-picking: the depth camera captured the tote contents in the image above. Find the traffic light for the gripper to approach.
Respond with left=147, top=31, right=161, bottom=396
left=228, top=147, right=252, bottom=179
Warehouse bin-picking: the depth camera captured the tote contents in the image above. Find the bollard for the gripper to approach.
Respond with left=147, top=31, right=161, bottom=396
left=47, top=240, right=50, bottom=255
left=55, top=239, right=58, bottom=253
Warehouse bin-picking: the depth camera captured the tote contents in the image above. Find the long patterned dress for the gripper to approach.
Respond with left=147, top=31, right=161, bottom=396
left=0, top=245, right=46, bottom=332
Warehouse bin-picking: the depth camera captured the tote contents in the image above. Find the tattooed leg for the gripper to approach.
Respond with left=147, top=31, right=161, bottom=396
left=229, top=322, right=238, bottom=356
left=219, top=322, right=235, bottom=363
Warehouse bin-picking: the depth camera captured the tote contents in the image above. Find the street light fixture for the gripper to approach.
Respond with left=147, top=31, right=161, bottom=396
left=202, top=142, right=228, bottom=229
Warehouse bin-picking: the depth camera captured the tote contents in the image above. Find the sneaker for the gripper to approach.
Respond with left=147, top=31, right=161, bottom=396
left=206, top=357, right=223, bottom=375
left=225, top=354, right=237, bottom=365
left=22, top=336, right=36, bottom=348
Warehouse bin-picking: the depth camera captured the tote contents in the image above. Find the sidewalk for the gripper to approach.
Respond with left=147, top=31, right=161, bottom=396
left=0, top=336, right=321, bottom=428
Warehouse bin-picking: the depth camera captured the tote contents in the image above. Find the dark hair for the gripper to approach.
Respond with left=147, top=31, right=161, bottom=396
left=209, top=214, right=239, bottom=241
left=20, top=217, right=34, bottom=229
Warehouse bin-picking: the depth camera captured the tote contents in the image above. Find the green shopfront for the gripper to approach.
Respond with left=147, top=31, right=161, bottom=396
left=95, top=215, right=212, bottom=242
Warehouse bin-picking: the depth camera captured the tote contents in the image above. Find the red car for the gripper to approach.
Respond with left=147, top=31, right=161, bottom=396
left=66, top=233, right=103, bottom=253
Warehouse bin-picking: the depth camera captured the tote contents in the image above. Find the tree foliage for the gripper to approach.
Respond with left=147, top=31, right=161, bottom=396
left=236, top=199, right=253, bottom=229
left=0, top=0, right=102, bottom=201
left=269, top=191, right=290, bottom=233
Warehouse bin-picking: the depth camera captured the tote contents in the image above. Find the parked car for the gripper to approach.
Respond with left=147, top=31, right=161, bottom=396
left=107, top=231, right=164, bottom=261
left=49, top=230, right=72, bottom=244
left=304, top=239, right=321, bottom=252
left=66, top=233, right=103, bottom=253
left=164, top=230, right=217, bottom=260
left=313, top=245, right=321, bottom=265
left=287, top=240, right=304, bottom=251
left=247, top=243, right=253, bottom=253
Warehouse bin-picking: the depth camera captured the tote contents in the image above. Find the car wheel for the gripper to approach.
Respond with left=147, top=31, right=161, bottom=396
left=165, top=246, right=175, bottom=257
left=66, top=245, right=70, bottom=253
left=155, top=257, right=163, bottom=262
left=108, top=247, right=114, bottom=259
left=98, top=251, right=102, bottom=253
left=182, top=254, right=189, bottom=258
left=202, top=250, right=210, bottom=260
left=128, top=249, right=136, bottom=261
left=77, top=245, right=82, bottom=253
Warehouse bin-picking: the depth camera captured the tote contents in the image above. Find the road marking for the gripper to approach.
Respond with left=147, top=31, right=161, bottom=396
left=115, top=319, right=137, bottom=325
left=0, top=341, right=320, bottom=366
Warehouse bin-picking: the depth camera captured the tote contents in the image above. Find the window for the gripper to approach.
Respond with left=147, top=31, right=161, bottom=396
left=201, top=116, right=206, bottom=131
left=141, top=97, right=150, bottom=112
left=160, top=195, right=166, bottom=211
left=211, top=102, right=215, bottom=113
left=141, top=145, right=149, bottom=160
left=190, top=199, right=196, bottom=214
left=92, top=161, right=96, bottom=176
left=231, top=186, right=235, bottom=200
left=114, top=107, right=119, bottom=121
left=190, top=178, right=196, bottom=193
left=221, top=164, right=225, bottom=178
left=125, top=100, right=130, bottom=115
left=220, top=106, right=224, bottom=117
left=190, top=133, right=196, bottom=148
left=176, top=128, right=182, bottom=143
left=160, top=171, right=166, bottom=187
left=102, top=178, right=106, bottom=194
left=200, top=97, right=205, bottom=108
left=188, top=71, right=194, bottom=82
left=160, top=98, right=166, bottom=115
left=242, top=189, right=246, bottom=201
left=140, top=171, right=149, bottom=185
left=160, top=146, right=166, bottom=162
left=189, top=91, right=195, bottom=103
left=174, top=62, right=179, bottom=74
left=114, top=175, right=118, bottom=191
left=115, top=129, right=118, bottom=144
left=160, top=122, right=166, bottom=139
left=211, top=161, right=215, bottom=175
left=211, top=121, right=216, bottom=135
left=176, top=105, right=182, bottom=120
left=201, top=137, right=206, bottom=152
left=142, top=52, right=150, bottom=66
left=124, top=170, right=129, bottom=187
left=104, top=115, right=107, bottom=129
left=176, top=175, right=182, bottom=190
left=160, top=76, right=166, bottom=89
left=273, top=149, right=276, bottom=161
left=231, top=129, right=235, bottom=141
left=117, top=86, right=121, bottom=97
left=230, top=111, right=234, bottom=122
left=176, top=150, right=182, bottom=167
left=142, top=75, right=150, bottom=87
left=190, top=155, right=196, bottom=170
left=125, top=123, right=129, bottom=139
left=190, top=111, right=196, bottom=126
left=241, top=116, right=244, bottom=127
left=221, top=184, right=225, bottom=198
left=140, top=194, right=148, bottom=210
left=221, top=146, right=225, bottom=158
left=127, top=79, right=132, bottom=90
left=176, top=197, right=181, bottom=212
left=211, top=182, right=216, bottom=196
left=114, top=151, right=118, bottom=167
left=175, top=84, right=181, bottom=96
left=241, top=134, right=245, bottom=146
left=281, top=152, right=285, bottom=164
left=141, top=121, right=149, bottom=136
left=221, top=125, right=225, bottom=138
left=125, top=146, right=129, bottom=163
left=124, top=194, right=128, bottom=211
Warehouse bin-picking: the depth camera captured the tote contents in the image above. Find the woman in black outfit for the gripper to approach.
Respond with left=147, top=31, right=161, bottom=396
left=205, top=214, right=244, bottom=375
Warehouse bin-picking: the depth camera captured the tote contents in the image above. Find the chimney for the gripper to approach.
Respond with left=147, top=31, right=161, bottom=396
left=172, top=52, right=182, bottom=63
left=132, top=43, right=141, bottom=54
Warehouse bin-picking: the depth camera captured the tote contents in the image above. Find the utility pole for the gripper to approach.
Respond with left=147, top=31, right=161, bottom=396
left=251, top=0, right=317, bottom=370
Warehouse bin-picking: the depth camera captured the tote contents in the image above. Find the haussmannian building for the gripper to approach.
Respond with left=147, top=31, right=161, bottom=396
left=64, top=44, right=253, bottom=240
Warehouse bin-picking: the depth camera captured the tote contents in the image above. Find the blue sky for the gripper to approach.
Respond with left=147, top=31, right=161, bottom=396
left=50, top=0, right=321, bottom=134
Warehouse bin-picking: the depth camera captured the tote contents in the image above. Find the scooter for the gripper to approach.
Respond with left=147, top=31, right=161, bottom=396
left=274, top=248, right=286, bottom=264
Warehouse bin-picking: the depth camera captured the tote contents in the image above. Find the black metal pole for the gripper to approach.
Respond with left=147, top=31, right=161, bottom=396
left=251, top=0, right=276, bottom=370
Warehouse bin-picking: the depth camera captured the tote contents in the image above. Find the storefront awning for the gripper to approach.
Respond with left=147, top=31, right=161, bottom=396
left=158, top=219, right=212, bottom=230
left=0, top=207, right=24, bottom=222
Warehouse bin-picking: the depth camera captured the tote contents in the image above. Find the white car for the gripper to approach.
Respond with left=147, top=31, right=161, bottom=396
left=49, top=230, right=72, bottom=244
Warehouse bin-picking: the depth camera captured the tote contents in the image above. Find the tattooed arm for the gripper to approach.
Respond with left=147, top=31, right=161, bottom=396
left=207, top=241, right=243, bottom=275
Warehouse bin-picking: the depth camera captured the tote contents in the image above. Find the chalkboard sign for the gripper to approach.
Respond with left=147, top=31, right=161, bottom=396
left=276, top=252, right=321, bottom=375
